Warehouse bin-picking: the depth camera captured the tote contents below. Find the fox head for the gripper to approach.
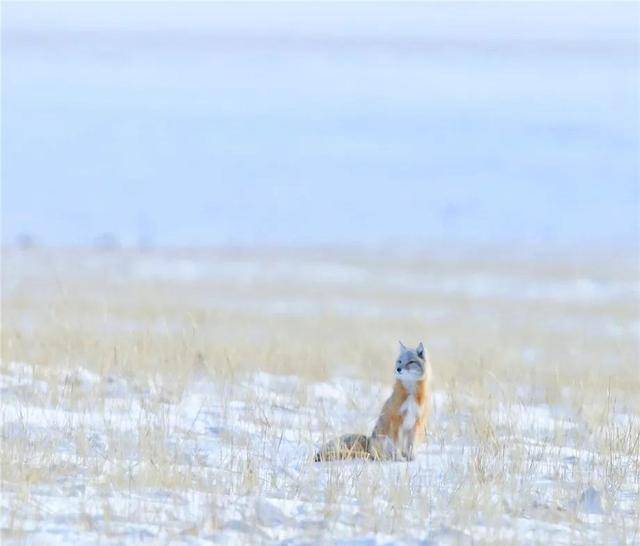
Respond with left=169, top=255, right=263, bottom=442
left=395, top=341, right=430, bottom=381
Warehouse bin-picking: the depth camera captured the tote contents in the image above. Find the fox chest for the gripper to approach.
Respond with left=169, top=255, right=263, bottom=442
left=399, top=395, right=421, bottom=431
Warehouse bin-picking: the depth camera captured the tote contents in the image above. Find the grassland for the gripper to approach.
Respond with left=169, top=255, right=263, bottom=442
left=1, top=246, right=639, bottom=545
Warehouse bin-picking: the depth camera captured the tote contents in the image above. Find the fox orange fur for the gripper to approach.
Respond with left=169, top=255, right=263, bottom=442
left=315, top=341, right=431, bottom=462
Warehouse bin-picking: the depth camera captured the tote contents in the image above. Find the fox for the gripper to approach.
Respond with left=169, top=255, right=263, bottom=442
left=315, top=341, right=431, bottom=462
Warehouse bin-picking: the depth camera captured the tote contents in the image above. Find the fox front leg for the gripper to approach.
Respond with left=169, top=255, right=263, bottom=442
left=396, top=431, right=412, bottom=461
left=401, top=432, right=415, bottom=461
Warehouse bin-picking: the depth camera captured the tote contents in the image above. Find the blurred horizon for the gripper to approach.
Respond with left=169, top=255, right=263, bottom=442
left=2, top=2, right=639, bottom=255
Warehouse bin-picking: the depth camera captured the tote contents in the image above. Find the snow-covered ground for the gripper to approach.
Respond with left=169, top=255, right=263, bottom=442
left=2, top=247, right=638, bottom=544
left=2, top=359, right=638, bottom=545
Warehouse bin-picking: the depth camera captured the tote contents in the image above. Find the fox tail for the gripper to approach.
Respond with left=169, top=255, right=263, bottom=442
left=314, top=433, right=372, bottom=462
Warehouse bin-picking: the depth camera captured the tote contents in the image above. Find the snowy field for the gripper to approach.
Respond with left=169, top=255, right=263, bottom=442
left=2, top=248, right=639, bottom=545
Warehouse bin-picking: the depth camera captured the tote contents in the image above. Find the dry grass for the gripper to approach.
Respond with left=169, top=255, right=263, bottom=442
left=1, top=246, right=639, bottom=544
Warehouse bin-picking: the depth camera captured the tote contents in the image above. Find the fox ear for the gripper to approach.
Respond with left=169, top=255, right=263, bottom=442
left=416, top=342, right=425, bottom=359
left=398, top=340, right=408, bottom=353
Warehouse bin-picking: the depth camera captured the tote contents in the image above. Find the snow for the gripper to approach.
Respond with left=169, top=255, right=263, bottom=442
left=124, top=253, right=639, bottom=306
left=2, top=361, right=638, bottom=545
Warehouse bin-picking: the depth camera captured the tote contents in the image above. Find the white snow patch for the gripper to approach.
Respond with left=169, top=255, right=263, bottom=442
left=2, top=362, right=637, bottom=545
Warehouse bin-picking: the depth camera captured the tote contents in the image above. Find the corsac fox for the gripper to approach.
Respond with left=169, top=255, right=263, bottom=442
left=315, top=341, right=431, bottom=462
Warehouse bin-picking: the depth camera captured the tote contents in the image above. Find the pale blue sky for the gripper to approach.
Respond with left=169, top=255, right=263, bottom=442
left=3, top=2, right=638, bottom=251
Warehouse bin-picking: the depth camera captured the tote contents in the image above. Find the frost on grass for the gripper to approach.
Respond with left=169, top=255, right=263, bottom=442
left=2, top=361, right=638, bottom=545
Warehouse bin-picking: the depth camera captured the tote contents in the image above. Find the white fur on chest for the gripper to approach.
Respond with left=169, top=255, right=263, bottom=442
left=400, top=395, right=420, bottom=431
